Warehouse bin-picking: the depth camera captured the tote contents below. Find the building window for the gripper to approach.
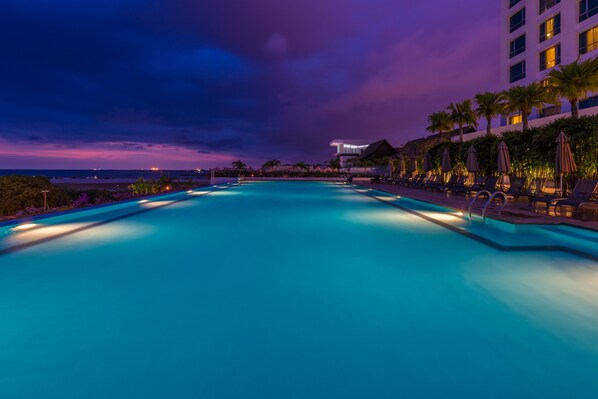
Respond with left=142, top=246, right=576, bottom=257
left=510, top=61, right=526, bottom=83
left=580, top=0, right=598, bottom=22
left=580, top=25, right=598, bottom=54
left=510, top=0, right=521, bottom=8
left=510, top=35, right=526, bottom=58
left=580, top=94, right=598, bottom=109
left=539, top=0, right=560, bottom=14
left=539, top=14, right=560, bottom=42
left=509, top=114, right=523, bottom=125
left=510, top=8, right=525, bottom=33
left=541, top=105, right=561, bottom=117
left=539, top=44, right=561, bottom=71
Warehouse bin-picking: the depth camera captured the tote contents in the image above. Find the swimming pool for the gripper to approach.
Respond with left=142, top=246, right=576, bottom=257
left=1, top=181, right=597, bottom=398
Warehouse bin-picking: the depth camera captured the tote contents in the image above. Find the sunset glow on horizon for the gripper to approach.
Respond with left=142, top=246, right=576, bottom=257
left=0, top=139, right=241, bottom=169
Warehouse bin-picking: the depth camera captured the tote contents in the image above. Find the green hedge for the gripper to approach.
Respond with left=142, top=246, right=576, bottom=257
left=423, top=115, right=598, bottom=181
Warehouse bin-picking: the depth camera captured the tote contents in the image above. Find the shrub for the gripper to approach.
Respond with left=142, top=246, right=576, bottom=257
left=421, top=115, right=598, bottom=180
left=0, top=175, right=77, bottom=216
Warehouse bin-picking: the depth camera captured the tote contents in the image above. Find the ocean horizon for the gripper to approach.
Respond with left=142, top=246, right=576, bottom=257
left=0, top=169, right=209, bottom=180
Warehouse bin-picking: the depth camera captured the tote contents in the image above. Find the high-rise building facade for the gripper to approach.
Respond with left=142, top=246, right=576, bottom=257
left=500, top=0, right=598, bottom=124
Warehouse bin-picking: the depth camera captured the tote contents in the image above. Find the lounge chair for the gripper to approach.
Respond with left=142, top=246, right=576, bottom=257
left=453, top=176, right=485, bottom=195
left=443, top=175, right=468, bottom=193
left=447, top=175, right=471, bottom=194
left=415, top=174, right=439, bottom=189
left=370, top=176, right=390, bottom=185
left=504, top=176, right=527, bottom=198
left=406, top=174, right=426, bottom=187
left=466, top=176, right=499, bottom=197
left=528, top=179, right=562, bottom=210
left=391, top=176, right=409, bottom=185
left=427, top=174, right=458, bottom=192
left=551, top=180, right=598, bottom=217
left=524, top=177, right=548, bottom=197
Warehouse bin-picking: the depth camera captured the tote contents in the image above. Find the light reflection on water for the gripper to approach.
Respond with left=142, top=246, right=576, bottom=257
left=464, top=253, right=598, bottom=351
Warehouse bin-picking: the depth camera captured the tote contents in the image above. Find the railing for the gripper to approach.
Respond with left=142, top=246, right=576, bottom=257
left=468, top=190, right=491, bottom=220
left=482, top=192, right=508, bottom=222
left=468, top=191, right=509, bottom=223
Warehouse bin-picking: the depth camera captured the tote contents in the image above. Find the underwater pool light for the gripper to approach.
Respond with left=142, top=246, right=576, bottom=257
left=12, top=223, right=37, bottom=231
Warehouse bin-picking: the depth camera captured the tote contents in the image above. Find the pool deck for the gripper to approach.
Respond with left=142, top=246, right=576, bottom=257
left=367, top=183, right=598, bottom=232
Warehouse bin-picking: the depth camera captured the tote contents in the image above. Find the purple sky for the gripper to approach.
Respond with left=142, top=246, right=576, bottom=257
left=0, top=0, right=501, bottom=169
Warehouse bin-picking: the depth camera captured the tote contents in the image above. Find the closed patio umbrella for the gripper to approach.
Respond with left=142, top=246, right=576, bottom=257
left=441, top=149, right=452, bottom=183
left=441, top=149, right=452, bottom=173
left=423, top=152, right=433, bottom=175
left=467, top=145, right=479, bottom=174
left=397, top=154, right=405, bottom=176
left=388, top=157, right=395, bottom=178
left=410, top=157, right=418, bottom=177
left=497, top=141, right=511, bottom=189
left=555, top=131, right=577, bottom=195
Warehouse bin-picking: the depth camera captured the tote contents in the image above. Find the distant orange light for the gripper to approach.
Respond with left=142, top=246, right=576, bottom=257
left=150, top=167, right=159, bottom=171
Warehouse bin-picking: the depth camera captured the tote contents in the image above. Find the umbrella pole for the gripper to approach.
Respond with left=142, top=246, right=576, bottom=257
left=559, top=173, right=563, bottom=196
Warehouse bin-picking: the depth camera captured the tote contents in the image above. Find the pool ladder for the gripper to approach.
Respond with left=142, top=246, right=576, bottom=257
left=468, top=191, right=508, bottom=223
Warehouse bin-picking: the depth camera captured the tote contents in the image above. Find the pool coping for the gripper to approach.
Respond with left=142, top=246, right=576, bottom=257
left=365, top=183, right=598, bottom=233
left=0, top=186, right=215, bottom=229
left=346, top=184, right=598, bottom=262
left=0, top=184, right=235, bottom=256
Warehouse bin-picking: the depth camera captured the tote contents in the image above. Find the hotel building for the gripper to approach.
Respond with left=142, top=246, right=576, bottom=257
left=329, top=139, right=375, bottom=167
left=500, top=0, right=598, bottom=124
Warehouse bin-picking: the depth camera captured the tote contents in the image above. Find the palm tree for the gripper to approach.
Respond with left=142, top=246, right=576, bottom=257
left=426, top=111, right=453, bottom=140
left=448, top=100, right=478, bottom=142
left=547, top=57, right=598, bottom=118
left=231, top=160, right=246, bottom=170
left=325, top=158, right=341, bottom=171
left=504, top=83, right=548, bottom=132
left=475, top=91, right=506, bottom=135
left=293, top=161, right=309, bottom=172
left=262, top=159, right=280, bottom=171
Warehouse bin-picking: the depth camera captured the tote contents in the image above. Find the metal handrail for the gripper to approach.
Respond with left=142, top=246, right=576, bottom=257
left=481, top=191, right=508, bottom=222
left=468, top=190, right=491, bottom=220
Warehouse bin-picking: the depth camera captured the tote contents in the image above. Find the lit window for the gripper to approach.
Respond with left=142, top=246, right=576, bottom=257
left=509, top=114, right=523, bottom=125
left=579, top=25, right=598, bottom=54
left=539, top=14, right=560, bottom=42
left=539, top=44, right=561, bottom=71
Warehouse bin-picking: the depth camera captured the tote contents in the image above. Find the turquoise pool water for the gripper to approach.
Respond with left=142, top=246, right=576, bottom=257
left=1, top=181, right=598, bottom=398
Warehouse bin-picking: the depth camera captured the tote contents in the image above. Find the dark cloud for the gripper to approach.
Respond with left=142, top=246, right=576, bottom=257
left=0, top=0, right=500, bottom=167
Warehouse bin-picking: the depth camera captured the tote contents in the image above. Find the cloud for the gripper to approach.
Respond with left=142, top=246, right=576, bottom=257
left=0, top=0, right=501, bottom=167
left=0, top=139, right=238, bottom=169
left=265, top=33, right=289, bottom=56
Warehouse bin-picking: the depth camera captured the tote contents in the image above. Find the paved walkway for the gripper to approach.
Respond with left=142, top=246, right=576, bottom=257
left=367, top=183, right=598, bottom=232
